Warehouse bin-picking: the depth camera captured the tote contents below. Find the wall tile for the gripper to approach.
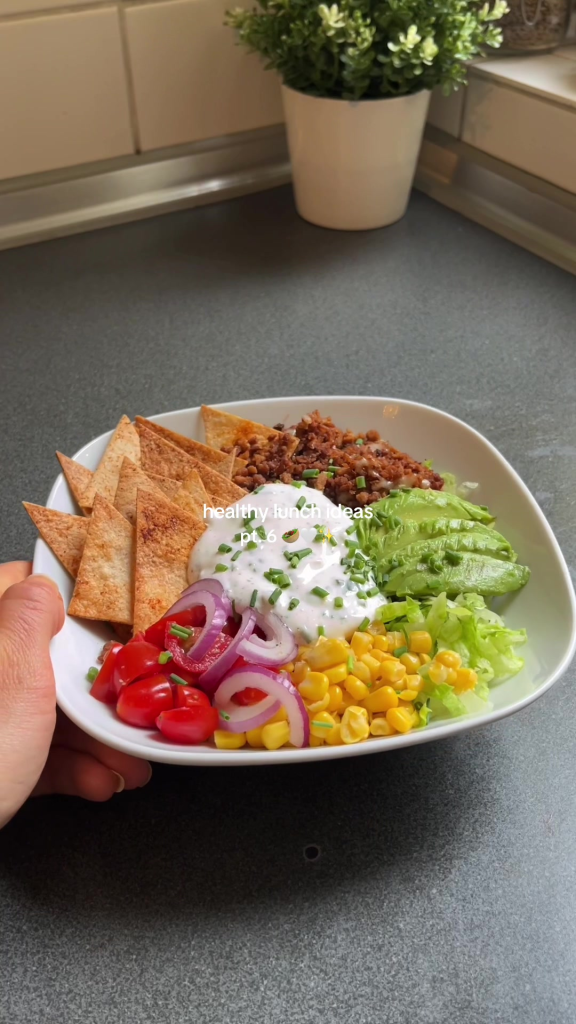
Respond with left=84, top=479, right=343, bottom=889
left=0, top=8, right=134, bottom=180
left=472, top=54, right=576, bottom=110
left=125, top=0, right=283, bottom=152
left=0, top=0, right=93, bottom=18
left=427, top=87, right=464, bottom=137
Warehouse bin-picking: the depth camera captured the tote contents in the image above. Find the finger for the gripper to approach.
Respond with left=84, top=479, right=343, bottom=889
left=53, top=713, right=152, bottom=790
left=0, top=562, right=32, bottom=599
left=32, top=747, right=126, bottom=802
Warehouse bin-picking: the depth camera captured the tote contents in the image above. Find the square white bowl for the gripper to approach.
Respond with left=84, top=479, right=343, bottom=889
left=33, top=397, right=576, bottom=765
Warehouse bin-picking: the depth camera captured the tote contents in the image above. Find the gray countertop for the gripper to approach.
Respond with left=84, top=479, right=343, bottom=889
left=1, top=187, right=575, bottom=1024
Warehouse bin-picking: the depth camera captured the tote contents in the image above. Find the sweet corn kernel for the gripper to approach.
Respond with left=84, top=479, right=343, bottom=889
left=436, top=650, right=462, bottom=670
left=344, top=674, right=369, bottom=700
left=338, top=691, right=358, bottom=713
left=327, top=685, right=343, bottom=711
left=377, top=659, right=406, bottom=686
left=340, top=706, right=370, bottom=744
left=370, top=717, right=396, bottom=737
left=309, top=735, right=324, bottom=746
left=292, top=660, right=308, bottom=685
left=351, top=659, right=371, bottom=685
left=267, top=706, right=289, bottom=724
left=370, top=649, right=388, bottom=664
left=419, top=653, right=431, bottom=665
left=367, top=621, right=387, bottom=636
left=281, top=662, right=295, bottom=674
left=401, top=689, right=419, bottom=702
left=310, top=711, right=337, bottom=739
left=386, top=707, right=414, bottom=734
left=351, top=631, right=373, bottom=657
left=454, top=667, right=478, bottom=693
left=360, top=653, right=382, bottom=680
left=325, top=722, right=343, bottom=745
left=246, top=727, right=264, bottom=748
left=410, top=631, right=433, bottom=654
left=325, top=663, right=348, bottom=686
left=445, top=667, right=458, bottom=685
left=307, top=693, right=330, bottom=714
left=363, top=686, right=399, bottom=713
left=428, top=661, right=448, bottom=684
left=303, top=638, right=350, bottom=670
left=399, top=652, right=421, bottom=673
left=261, top=720, right=291, bottom=750
left=214, top=730, right=246, bottom=749
left=298, top=672, right=329, bottom=702
left=405, top=674, right=424, bottom=693
left=409, top=709, right=420, bottom=728
left=387, top=631, right=406, bottom=651
left=372, top=635, right=389, bottom=652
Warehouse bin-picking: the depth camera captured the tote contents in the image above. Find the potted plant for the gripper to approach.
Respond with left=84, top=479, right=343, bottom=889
left=226, top=0, right=507, bottom=230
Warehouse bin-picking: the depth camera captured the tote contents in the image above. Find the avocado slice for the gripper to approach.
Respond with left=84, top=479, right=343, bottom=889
left=383, top=554, right=530, bottom=598
left=364, top=516, right=509, bottom=560
left=376, top=489, right=495, bottom=525
left=378, top=529, right=515, bottom=573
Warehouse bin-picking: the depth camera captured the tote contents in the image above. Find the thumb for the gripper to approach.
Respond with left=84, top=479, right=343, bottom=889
left=0, top=575, right=64, bottom=827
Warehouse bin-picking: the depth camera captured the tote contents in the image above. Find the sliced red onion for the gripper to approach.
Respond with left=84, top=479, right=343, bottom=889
left=199, top=607, right=256, bottom=696
left=237, top=611, right=298, bottom=668
left=214, top=665, right=310, bottom=748
left=164, top=589, right=229, bottom=662
left=216, top=694, right=281, bottom=734
left=165, top=578, right=233, bottom=619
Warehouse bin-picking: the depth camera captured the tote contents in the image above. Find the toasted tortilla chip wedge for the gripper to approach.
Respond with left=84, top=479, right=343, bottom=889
left=133, top=488, right=206, bottom=634
left=56, top=452, right=93, bottom=515
left=172, top=469, right=209, bottom=520
left=135, top=417, right=236, bottom=478
left=23, top=503, right=88, bottom=578
left=114, top=457, right=173, bottom=527
left=148, top=473, right=180, bottom=500
left=139, top=426, right=197, bottom=482
left=81, top=415, right=140, bottom=510
left=69, top=495, right=134, bottom=624
left=201, top=405, right=298, bottom=456
left=189, top=459, right=245, bottom=507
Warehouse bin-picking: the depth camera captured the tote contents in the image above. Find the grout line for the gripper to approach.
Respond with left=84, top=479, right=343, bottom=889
left=116, top=1, right=142, bottom=154
left=0, top=0, right=176, bottom=19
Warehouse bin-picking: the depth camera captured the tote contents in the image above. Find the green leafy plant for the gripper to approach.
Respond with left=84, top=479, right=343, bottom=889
left=226, top=0, right=508, bottom=100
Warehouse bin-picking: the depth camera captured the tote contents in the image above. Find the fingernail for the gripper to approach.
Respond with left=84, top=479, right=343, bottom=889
left=141, top=763, right=153, bottom=787
left=111, top=771, right=125, bottom=793
left=28, top=574, right=61, bottom=594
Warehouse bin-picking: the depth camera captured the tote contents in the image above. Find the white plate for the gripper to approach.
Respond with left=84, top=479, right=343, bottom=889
left=33, top=397, right=576, bottom=765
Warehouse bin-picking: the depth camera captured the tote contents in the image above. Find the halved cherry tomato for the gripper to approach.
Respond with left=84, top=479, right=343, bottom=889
left=231, top=687, right=268, bottom=706
left=173, top=685, right=211, bottom=709
left=156, top=706, right=219, bottom=744
left=166, top=627, right=233, bottom=676
left=90, top=643, right=123, bottom=704
left=144, top=608, right=205, bottom=649
left=113, top=641, right=165, bottom=695
left=116, top=674, right=174, bottom=728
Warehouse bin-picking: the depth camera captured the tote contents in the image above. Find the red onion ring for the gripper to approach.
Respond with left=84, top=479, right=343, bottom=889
left=164, top=589, right=229, bottom=662
left=199, top=607, right=256, bottom=696
left=237, top=610, right=298, bottom=668
left=164, top=578, right=232, bottom=619
left=214, top=665, right=310, bottom=747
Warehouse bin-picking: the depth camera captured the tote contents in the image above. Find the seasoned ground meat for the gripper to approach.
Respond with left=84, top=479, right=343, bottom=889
left=228, top=410, right=443, bottom=508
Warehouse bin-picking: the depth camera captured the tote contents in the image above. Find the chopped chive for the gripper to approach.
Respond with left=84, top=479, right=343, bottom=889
left=302, top=468, right=320, bottom=479
left=367, top=586, right=380, bottom=597
left=292, top=481, right=305, bottom=488
left=293, top=547, right=312, bottom=560
left=389, top=489, right=399, bottom=497
left=219, top=710, right=231, bottom=721
left=256, top=525, right=267, bottom=540
left=86, top=666, right=99, bottom=683
left=218, top=543, right=232, bottom=554
left=276, top=573, right=291, bottom=588
left=312, top=720, right=333, bottom=729
left=357, top=591, right=367, bottom=600
left=334, top=596, right=344, bottom=609
left=296, top=496, right=306, bottom=511
left=243, top=512, right=256, bottom=526
left=158, top=651, right=173, bottom=665
left=329, top=535, right=338, bottom=547
left=269, top=587, right=282, bottom=606
left=346, top=523, right=358, bottom=535
left=214, top=563, right=228, bottom=573
left=358, top=617, right=370, bottom=632
left=170, top=673, right=189, bottom=687
left=250, top=589, right=258, bottom=607
left=355, top=438, right=364, bottom=445
left=326, top=471, right=336, bottom=479
left=350, top=574, right=367, bottom=585
left=253, top=485, right=264, bottom=493
left=311, top=586, right=329, bottom=599
left=347, top=654, right=355, bottom=673
left=288, top=598, right=300, bottom=611
left=269, top=567, right=285, bottom=575
left=394, top=645, right=408, bottom=657
left=230, top=549, right=241, bottom=562
left=233, top=532, right=242, bottom=542
left=317, top=625, right=326, bottom=637
left=247, top=541, right=258, bottom=550
left=170, top=624, right=193, bottom=638
left=356, top=476, right=367, bottom=490
left=290, top=557, right=299, bottom=569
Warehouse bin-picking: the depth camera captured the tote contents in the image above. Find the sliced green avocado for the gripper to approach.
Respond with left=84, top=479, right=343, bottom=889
left=375, top=489, right=495, bottom=525
left=378, top=530, right=515, bottom=573
left=365, top=516, right=508, bottom=560
left=383, top=554, right=530, bottom=598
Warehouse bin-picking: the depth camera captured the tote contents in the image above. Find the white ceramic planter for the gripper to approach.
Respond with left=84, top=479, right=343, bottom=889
left=281, top=85, right=431, bottom=231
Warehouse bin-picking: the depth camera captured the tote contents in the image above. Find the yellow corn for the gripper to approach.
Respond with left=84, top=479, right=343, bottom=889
left=298, top=672, right=329, bottom=702
left=267, top=706, right=288, bottom=724
left=386, top=707, right=414, bottom=734
left=454, top=667, right=478, bottom=693
left=302, top=638, right=350, bottom=670
left=409, top=631, right=433, bottom=654
left=351, top=659, right=371, bottom=685
left=327, top=685, right=343, bottom=712
left=363, top=685, right=399, bottom=713
left=340, top=706, right=370, bottom=744
left=419, top=653, right=431, bottom=665
left=436, top=649, right=462, bottom=669
left=370, top=717, right=396, bottom=737
left=399, top=652, right=421, bottom=673
left=281, top=662, right=295, bottom=674
left=344, top=674, right=369, bottom=700
left=292, top=660, right=308, bottom=684
left=367, top=621, right=387, bottom=636
left=377, top=659, right=406, bottom=686
left=310, top=711, right=337, bottom=739
left=372, top=635, right=389, bottom=653
left=360, top=653, right=382, bottom=680
left=261, top=720, right=291, bottom=750
left=246, top=727, right=264, bottom=748
left=338, top=690, right=358, bottom=713
left=307, top=693, right=330, bottom=714
left=325, top=663, right=348, bottom=686
left=387, top=631, right=406, bottom=650
left=405, top=674, right=424, bottom=693
left=214, top=730, right=246, bottom=749
left=325, top=722, right=343, bottom=745
left=445, top=667, right=458, bottom=685
left=350, top=631, right=373, bottom=657
left=428, top=661, right=448, bottom=684
left=401, top=689, right=419, bottom=703
left=370, top=649, right=388, bottom=664
left=309, top=735, right=324, bottom=746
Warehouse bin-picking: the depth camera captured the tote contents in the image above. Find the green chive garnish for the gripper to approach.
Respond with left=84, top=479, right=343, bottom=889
left=170, top=624, right=193, bottom=638
left=346, top=523, right=357, bottom=535
left=329, top=535, right=338, bottom=547
left=311, top=720, right=333, bottom=729
left=311, top=586, right=329, bottom=599
left=355, top=438, right=364, bottom=445
left=350, top=574, right=367, bottom=585
left=218, top=543, right=232, bottom=554
left=158, top=651, right=173, bottom=664
left=347, top=654, right=355, bottom=673
left=233, top=532, right=242, bottom=542
left=357, top=591, right=367, bottom=600
left=277, top=574, right=291, bottom=588
left=318, top=625, right=326, bottom=637
left=253, top=485, right=264, bottom=493
left=394, top=645, right=408, bottom=657
left=256, top=525, right=267, bottom=540
left=290, top=557, right=299, bottom=569
left=288, top=598, right=300, bottom=610
left=296, top=496, right=306, bottom=510
left=334, top=596, right=344, bottom=609
left=170, top=674, right=189, bottom=686
left=269, top=587, right=282, bottom=606
left=215, top=563, right=228, bottom=573
left=302, top=469, right=320, bottom=479
left=358, top=617, right=370, bottom=632
left=231, top=549, right=242, bottom=562
left=250, top=589, right=258, bottom=607
left=389, top=489, right=399, bottom=497
left=293, top=548, right=312, bottom=560
left=292, top=481, right=304, bottom=488
left=356, top=476, right=366, bottom=489
left=86, top=667, right=99, bottom=683
left=247, top=541, right=258, bottom=550
left=219, top=710, right=231, bottom=721
left=367, top=586, right=380, bottom=597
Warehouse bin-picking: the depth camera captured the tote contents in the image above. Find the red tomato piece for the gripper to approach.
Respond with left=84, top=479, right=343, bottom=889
left=113, top=641, right=165, bottom=695
left=90, top=643, right=123, bottom=704
left=231, top=686, right=268, bottom=707
left=166, top=628, right=233, bottom=676
left=156, top=706, right=219, bottom=744
left=116, top=674, right=174, bottom=728
left=144, top=608, right=205, bottom=648
left=173, top=685, right=211, bottom=709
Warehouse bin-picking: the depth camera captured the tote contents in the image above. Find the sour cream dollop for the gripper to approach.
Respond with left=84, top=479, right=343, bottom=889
left=188, top=483, right=385, bottom=642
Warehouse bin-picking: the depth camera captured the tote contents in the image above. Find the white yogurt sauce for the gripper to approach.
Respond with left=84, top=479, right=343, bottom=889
left=188, top=483, right=385, bottom=642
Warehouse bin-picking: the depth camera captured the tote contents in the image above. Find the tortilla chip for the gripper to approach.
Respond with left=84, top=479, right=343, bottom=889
left=201, top=404, right=298, bottom=456
left=139, top=426, right=197, bottom=482
left=114, top=457, right=173, bottom=527
left=68, top=494, right=134, bottom=624
left=133, top=488, right=206, bottom=634
left=81, top=415, right=140, bottom=510
left=188, top=459, right=245, bottom=507
left=172, top=469, right=209, bottom=520
left=56, top=453, right=93, bottom=515
left=135, top=417, right=236, bottom=478
left=23, top=503, right=88, bottom=578
left=148, top=473, right=180, bottom=500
